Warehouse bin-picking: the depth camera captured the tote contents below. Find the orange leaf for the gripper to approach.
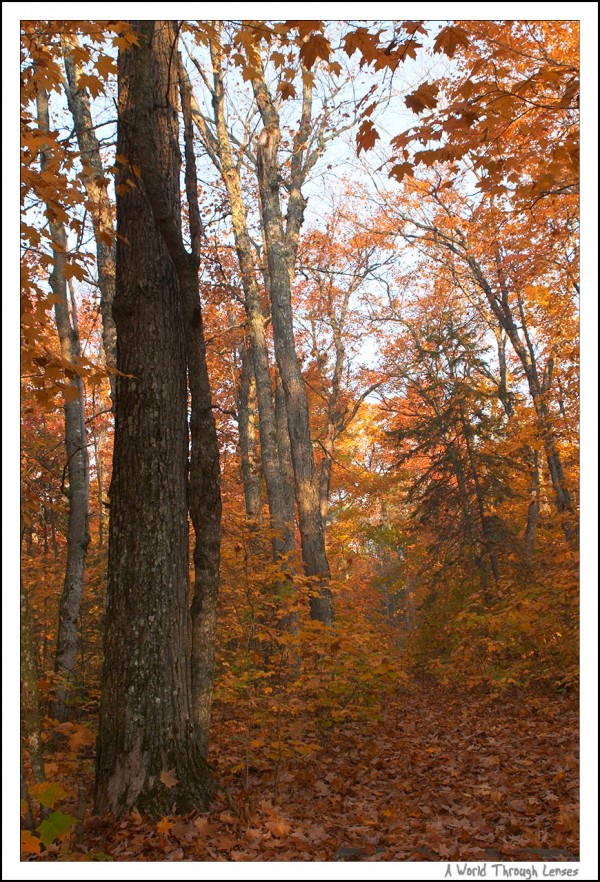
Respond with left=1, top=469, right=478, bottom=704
left=299, top=33, right=331, bottom=69
left=157, top=816, right=174, bottom=835
left=21, top=830, right=42, bottom=855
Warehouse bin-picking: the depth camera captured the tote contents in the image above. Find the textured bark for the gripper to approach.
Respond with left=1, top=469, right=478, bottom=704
left=123, top=29, right=222, bottom=758
left=524, top=449, right=541, bottom=561
left=201, top=38, right=294, bottom=561
left=459, top=406, right=500, bottom=585
left=21, top=575, right=46, bottom=791
left=316, top=283, right=348, bottom=524
left=37, top=91, right=90, bottom=723
left=61, top=35, right=117, bottom=403
left=95, top=22, right=212, bottom=816
left=21, top=740, right=34, bottom=831
left=494, top=328, right=514, bottom=417
left=253, top=74, right=333, bottom=623
left=89, top=389, right=107, bottom=549
left=274, top=373, right=297, bottom=532
left=237, top=345, right=263, bottom=522
left=319, top=427, right=336, bottom=524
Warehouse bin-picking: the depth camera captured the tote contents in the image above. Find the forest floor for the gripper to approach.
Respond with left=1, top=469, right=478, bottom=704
left=31, top=680, right=579, bottom=862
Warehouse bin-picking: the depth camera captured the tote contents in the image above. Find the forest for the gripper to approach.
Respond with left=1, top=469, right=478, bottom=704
left=17, top=16, right=587, bottom=872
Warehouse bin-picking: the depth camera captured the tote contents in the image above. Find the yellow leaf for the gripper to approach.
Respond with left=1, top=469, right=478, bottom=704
left=156, top=816, right=174, bottom=835
left=30, top=781, right=67, bottom=809
left=96, top=54, right=117, bottom=79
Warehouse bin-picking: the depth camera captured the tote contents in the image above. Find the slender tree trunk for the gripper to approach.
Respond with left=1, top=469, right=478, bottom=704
left=90, top=388, right=106, bottom=549
left=21, top=741, right=34, bottom=831
left=446, top=440, right=491, bottom=593
left=274, top=373, right=297, bottom=537
left=459, top=406, right=500, bottom=584
left=254, top=116, right=333, bottom=623
left=178, top=55, right=222, bottom=757
left=95, top=21, right=212, bottom=816
left=21, top=501, right=47, bottom=825
left=61, top=34, right=117, bottom=403
left=524, top=449, right=541, bottom=561
left=200, top=39, right=295, bottom=561
left=319, top=425, right=336, bottom=524
left=237, top=345, right=263, bottom=523
left=37, top=91, right=90, bottom=723
left=21, top=576, right=46, bottom=791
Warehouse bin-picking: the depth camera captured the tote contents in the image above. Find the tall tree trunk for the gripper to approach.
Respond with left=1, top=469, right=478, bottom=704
left=90, top=387, right=107, bottom=550
left=61, top=35, right=117, bottom=403
left=459, top=405, right=500, bottom=584
left=21, top=500, right=48, bottom=825
left=124, top=30, right=222, bottom=758
left=198, top=37, right=295, bottom=561
left=524, top=449, right=541, bottom=561
left=21, top=740, right=34, bottom=831
left=37, top=91, right=90, bottom=723
left=253, top=109, right=333, bottom=623
left=237, top=344, right=263, bottom=523
left=274, top=372, right=297, bottom=539
left=178, top=54, right=222, bottom=757
left=319, top=425, right=336, bottom=525
left=21, top=577, right=46, bottom=793
left=95, top=21, right=212, bottom=816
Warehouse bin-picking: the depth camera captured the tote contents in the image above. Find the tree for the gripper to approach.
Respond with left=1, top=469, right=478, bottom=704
left=37, top=88, right=90, bottom=722
left=296, top=217, right=386, bottom=524
left=94, top=20, right=212, bottom=816
left=190, top=27, right=296, bottom=563
left=60, top=33, right=117, bottom=402
left=252, top=57, right=334, bottom=624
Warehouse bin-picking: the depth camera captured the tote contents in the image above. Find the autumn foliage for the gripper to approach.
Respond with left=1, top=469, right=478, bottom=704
left=18, top=17, right=582, bottom=866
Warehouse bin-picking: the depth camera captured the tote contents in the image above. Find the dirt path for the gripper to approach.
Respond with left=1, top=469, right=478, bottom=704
left=78, top=682, right=578, bottom=861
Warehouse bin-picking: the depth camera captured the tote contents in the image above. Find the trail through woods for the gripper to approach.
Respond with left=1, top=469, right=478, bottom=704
left=26, top=680, right=579, bottom=862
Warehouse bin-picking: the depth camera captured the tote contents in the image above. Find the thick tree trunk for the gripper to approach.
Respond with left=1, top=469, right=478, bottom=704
left=37, top=91, right=90, bottom=723
left=126, top=31, right=222, bottom=758
left=95, top=22, right=212, bottom=816
left=61, top=35, right=117, bottom=403
left=254, top=115, right=333, bottom=624
left=237, top=345, right=263, bottom=522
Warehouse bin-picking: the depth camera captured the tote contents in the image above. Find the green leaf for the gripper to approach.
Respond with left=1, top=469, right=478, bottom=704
left=30, top=781, right=67, bottom=809
left=38, top=810, right=78, bottom=846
